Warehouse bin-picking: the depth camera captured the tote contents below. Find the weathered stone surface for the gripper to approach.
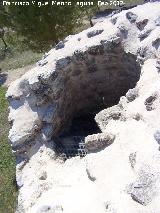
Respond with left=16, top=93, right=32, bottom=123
left=85, top=133, right=115, bottom=152
left=138, top=29, right=152, bottom=40
left=37, top=59, right=48, bottom=67
left=127, top=166, right=160, bottom=206
left=6, top=2, right=160, bottom=213
left=154, top=130, right=160, bottom=144
left=152, top=37, right=160, bottom=49
left=87, top=29, right=104, bottom=38
left=126, top=88, right=139, bottom=102
left=126, top=11, right=138, bottom=23
left=136, top=19, right=148, bottom=30
left=155, top=16, right=160, bottom=26
left=55, top=41, right=65, bottom=50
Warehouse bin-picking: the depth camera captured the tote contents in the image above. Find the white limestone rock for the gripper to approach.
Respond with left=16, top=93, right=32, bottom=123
left=85, top=133, right=115, bottom=153
left=6, top=2, right=160, bottom=213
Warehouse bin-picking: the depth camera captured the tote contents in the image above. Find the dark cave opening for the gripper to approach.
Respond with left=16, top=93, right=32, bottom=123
left=60, top=113, right=101, bottom=138
left=55, top=113, right=101, bottom=159
left=53, top=46, right=141, bottom=159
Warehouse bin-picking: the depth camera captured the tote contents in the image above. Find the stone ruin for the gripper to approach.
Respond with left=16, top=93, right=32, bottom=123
left=6, top=2, right=160, bottom=213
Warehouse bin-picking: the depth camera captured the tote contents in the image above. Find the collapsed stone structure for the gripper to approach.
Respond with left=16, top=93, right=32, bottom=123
left=6, top=2, right=160, bottom=213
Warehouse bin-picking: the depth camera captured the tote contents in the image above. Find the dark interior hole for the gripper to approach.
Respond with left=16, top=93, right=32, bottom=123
left=53, top=46, right=141, bottom=159
left=54, top=113, right=101, bottom=159
left=60, top=113, right=101, bottom=138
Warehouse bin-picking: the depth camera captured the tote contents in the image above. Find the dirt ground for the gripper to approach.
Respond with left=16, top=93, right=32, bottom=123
left=1, top=64, right=35, bottom=87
